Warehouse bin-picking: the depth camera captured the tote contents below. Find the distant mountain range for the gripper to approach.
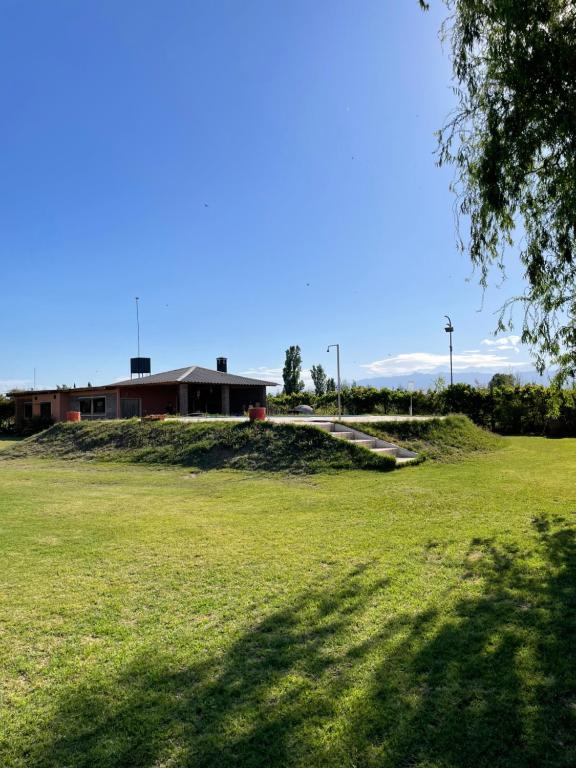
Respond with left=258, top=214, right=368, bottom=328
left=355, top=369, right=551, bottom=390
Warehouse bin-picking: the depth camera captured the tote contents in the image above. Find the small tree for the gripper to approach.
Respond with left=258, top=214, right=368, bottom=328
left=326, top=377, right=336, bottom=392
left=432, top=375, right=447, bottom=393
left=282, top=346, right=304, bottom=395
left=310, top=364, right=327, bottom=396
left=489, top=373, right=518, bottom=389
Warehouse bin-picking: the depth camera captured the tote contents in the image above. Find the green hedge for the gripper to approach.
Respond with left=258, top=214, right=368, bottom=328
left=268, top=384, right=576, bottom=436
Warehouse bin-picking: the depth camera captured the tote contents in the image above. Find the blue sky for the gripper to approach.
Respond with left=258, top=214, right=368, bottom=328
left=0, top=0, right=534, bottom=393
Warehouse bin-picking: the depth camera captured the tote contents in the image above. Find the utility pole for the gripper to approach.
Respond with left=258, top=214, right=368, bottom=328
left=444, top=315, right=454, bottom=387
left=327, top=344, right=341, bottom=417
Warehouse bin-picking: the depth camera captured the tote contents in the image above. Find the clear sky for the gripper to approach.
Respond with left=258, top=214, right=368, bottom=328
left=0, top=0, right=533, bottom=393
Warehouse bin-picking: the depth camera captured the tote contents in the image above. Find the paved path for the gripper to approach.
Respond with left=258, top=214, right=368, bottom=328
left=171, top=414, right=440, bottom=424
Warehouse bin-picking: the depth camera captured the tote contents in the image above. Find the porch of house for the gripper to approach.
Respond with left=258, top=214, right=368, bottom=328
left=66, top=383, right=268, bottom=420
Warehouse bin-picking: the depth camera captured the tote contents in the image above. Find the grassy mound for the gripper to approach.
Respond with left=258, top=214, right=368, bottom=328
left=348, top=415, right=504, bottom=463
left=4, top=419, right=396, bottom=473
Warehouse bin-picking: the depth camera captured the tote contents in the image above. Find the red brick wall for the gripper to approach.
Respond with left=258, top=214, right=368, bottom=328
left=118, top=385, right=179, bottom=416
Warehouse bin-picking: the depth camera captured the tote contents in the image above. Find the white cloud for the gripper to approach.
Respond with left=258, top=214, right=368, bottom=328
left=360, top=350, right=531, bottom=376
left=481, top=335, right=522, bottom=351
left=239, top=366, right=282, bottom=383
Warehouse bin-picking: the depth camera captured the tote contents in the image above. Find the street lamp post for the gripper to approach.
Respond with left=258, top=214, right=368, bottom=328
left=408, top=380, right=415, bottom=417
left=327, top=344, right=341, bottom=417
left=444, top=315, right=454, bottom=387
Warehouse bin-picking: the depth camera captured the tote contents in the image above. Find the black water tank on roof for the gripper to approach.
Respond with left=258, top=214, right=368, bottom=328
left=131, top=357, right=151, bottom=375
left=216, top=357, right=227, bottom=373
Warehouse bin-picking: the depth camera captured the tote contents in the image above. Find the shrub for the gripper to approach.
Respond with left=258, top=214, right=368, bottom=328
left=0, top=395, right=15, bottom=433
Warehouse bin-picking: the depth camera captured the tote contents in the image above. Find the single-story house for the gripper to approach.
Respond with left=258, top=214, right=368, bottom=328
left=11, top=359, right=278, bottom=426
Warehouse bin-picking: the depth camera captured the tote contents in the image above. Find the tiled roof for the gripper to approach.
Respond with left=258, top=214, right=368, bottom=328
left=111, top=366, right=278, bottom=387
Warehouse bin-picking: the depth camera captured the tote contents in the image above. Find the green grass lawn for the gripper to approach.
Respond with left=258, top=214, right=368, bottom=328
left=0, top=436, right=22, bottom=451
left=1, top=437, right=575, bottom=767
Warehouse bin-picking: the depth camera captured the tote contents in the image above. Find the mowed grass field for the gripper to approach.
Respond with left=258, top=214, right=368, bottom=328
left=0, top=436, right=21, bottom=451
left=1, top=437, right=576, bottom=767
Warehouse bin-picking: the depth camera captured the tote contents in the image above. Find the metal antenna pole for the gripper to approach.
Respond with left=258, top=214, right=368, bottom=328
left=135, top=297, right=141, bottom=358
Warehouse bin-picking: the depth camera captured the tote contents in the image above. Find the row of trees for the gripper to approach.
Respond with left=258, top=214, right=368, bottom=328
left=282, top=346, right=335, bottom=395
left=281, top=345, right=524, bottom=398
left=268, top=381, right=576, bottom=436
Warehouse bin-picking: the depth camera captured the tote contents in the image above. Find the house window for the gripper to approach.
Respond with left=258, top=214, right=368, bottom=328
left=79, top=397, right=106, bottom=416
left=93, top=397, right=106, bottom=414
left=23, top=402, right=33, bottom=419
left=39, top=402, right=51, bottom=419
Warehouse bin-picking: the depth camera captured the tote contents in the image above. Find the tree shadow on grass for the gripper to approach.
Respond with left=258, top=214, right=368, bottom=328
left=32, top=518, right=576, bottom=768
left=35, top=563, right=395, bottom=768
left=346, top=515, right=576, bottom=767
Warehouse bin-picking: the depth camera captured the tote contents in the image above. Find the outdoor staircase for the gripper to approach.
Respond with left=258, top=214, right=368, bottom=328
left=306, top=421, right=418, bottom=465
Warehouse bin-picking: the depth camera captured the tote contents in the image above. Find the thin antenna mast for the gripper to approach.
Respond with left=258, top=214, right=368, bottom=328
left=135, top=297, right=141, bottom=358
left=130, top=296, right=151, bottom=380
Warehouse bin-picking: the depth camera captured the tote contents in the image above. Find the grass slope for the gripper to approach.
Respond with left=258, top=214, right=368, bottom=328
left=4, top=420, right=395, bottom=473
left=348, top=415, right=504, bottom=462
left=1, top=437, right=575, bottom=767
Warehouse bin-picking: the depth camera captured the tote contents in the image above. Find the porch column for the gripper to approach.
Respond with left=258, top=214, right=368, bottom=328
left=179, top=383, right=189, bottom=415
left=221, top=385, right=230, bottom=415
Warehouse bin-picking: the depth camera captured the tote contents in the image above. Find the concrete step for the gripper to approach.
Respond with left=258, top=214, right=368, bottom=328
left=350, top=439, right=377, bottom=448
left=310, top=421, right=334, bottom=432
left=305, top=419, right=419, bottom=465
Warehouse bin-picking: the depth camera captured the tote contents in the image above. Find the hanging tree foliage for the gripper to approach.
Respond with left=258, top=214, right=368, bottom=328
left=422, top=0, right=576, bottom=381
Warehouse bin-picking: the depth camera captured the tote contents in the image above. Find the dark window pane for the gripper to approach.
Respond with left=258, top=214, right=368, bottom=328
left=93, top=398, right=106, bottom=414
left=40, top=402, right=51, bottom=418
left=79, top=400, right=92, bottom=414
left=24, top=403, right=33, bottom=419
